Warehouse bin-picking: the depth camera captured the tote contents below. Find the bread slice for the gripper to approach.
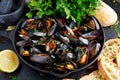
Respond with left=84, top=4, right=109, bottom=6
left=98, top=57, right=120, bottom=80
left=98, top=38, right=120, bottom=61
left=79, top=70, right=104, bottom=80
left=94, top=1, right=118, bottom=27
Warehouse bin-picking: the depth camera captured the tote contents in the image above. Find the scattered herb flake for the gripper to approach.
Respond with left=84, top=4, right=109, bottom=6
left=9, top=76, right=16, bottom=80
left=117, top=33, right=120, bottom=38
left=34, top=28, right=39, bottom=32
left=39, top=73, right=45, bottom=77
left=112, top=0, right=116, bottom=3
left=114, top=20, right=119, bottom=32
left=110, top=20, right=120, bottom=32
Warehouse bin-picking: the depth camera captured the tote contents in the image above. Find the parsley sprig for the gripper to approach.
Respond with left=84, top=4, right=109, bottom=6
left=26, top=0, right=101, bottom=24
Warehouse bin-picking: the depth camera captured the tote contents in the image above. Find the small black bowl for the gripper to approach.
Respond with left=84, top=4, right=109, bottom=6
left=0, top=0, right=25, bottom=28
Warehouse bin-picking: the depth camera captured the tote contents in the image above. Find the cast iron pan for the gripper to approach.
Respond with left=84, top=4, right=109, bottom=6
left=0, top=16, right=105, bottom=78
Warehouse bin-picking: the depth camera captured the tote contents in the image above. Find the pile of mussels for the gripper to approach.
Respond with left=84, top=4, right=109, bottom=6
left=16, top=16, right=103, bottom=73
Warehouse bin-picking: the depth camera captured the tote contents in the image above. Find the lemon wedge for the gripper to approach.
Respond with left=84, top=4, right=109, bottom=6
left=0, top=49, right=19, bottom=73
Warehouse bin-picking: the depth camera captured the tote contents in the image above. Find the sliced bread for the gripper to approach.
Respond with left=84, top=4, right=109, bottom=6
left=98, top=38, right=120, bottom=61
left=94, top=1, right=118, bottom=27
left=98, top=57, right=120, bottom=80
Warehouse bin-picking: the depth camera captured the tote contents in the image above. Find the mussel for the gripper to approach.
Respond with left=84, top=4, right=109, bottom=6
left=16, top=40, right=30, bottom=47
left=75, top=47, right=89, bottom=65
left=54, top=61, right=77, bottom=72
left=55, top=33, right=70, bottom=44
left=46, top=38, right=57, bottom=53
left=19, top=29, right=29, bottom=40
left=30, top=47, right=42, bottom=54
left=82, top=30, right=102, bottom=41
left=88, top=40, right=101, bottom=61
left=25, top=19, right=37, bottom=30
left=33, top=32, right=46, bottom=37
left=30, top=54, right=53, bottom=65
left=45, top=18, right=57, bottom=36
left=20, top=48, right=30, bottom=56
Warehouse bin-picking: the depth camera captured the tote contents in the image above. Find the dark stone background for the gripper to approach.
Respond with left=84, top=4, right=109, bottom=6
left=0, top=0, right=120, bottom=80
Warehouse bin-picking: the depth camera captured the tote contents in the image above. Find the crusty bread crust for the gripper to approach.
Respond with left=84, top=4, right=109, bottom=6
left=115, top=53, right=120, bottom=67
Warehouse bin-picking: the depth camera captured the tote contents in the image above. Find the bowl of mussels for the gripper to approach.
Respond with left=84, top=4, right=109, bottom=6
left=13, top=15, right=105, bottom=77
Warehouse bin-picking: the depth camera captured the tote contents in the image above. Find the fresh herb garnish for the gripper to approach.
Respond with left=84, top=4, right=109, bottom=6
left=26, top=0, right=100, bottom=24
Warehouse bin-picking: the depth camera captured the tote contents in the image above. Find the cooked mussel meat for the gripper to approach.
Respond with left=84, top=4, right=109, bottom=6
left=20, top=48, right=30, bottom=56
left=78, top=53, right=88, bottom=65
left=54, top=61, right=77, bottom=72
left=46, top=38, right=57, bottom=53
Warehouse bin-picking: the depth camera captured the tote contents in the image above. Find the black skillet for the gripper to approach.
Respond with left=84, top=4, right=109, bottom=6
left=0, top=16, right=105, bottom=78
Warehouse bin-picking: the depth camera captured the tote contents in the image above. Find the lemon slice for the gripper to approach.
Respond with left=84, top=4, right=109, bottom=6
left=0, top=49, right=19, bottom=73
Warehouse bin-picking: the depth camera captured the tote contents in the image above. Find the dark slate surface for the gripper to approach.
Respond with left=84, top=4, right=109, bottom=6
left=0, top=0, right=120, bottom=80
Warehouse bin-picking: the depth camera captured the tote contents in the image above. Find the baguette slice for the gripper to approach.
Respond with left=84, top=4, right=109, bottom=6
left=98, top=38, right=120, bottom=61
left=79, top=70, right=104, bottom=80
left=98, top=57, right=120, bottom=80
left=94, top=1, right=118, bottom=27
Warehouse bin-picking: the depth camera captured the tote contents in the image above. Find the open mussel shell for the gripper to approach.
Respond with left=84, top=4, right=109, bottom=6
left=14, top=16, right=104, bottom=77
